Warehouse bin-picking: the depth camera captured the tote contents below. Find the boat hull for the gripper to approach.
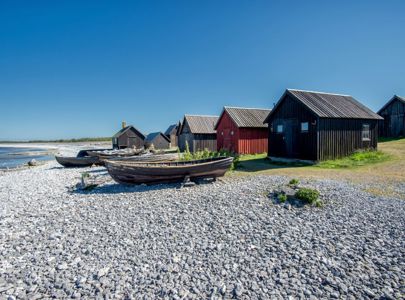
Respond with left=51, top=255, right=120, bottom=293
left=55, top=156, right=99, bottom=167
left=104, top=157, right=233, bottom=185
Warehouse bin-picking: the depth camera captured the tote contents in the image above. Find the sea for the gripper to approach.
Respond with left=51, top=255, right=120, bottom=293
left=0, top=146, right=54, bottom=169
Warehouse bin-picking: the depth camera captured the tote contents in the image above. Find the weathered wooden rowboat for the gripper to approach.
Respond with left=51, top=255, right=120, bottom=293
left=55, top=155, right=100, bottom=167
left=87, top=148, right=143, bottom=159
left=104, top=156, right=233, bottom=185
left=106, top=153, right=179, bottom=163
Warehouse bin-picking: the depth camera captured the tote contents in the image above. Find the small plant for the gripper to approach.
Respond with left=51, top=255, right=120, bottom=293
left=182, top=141, right=193, bottom=161
left=289, top=178, right=299, bottom=186
left=314, top=199, right=324, bottom=208
left=295, top=188, right=320, bottom=204
left=277, top=193, right=287, bottom=203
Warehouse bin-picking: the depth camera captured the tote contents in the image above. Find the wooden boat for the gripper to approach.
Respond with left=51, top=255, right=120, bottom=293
left=104, top=156, right=233, bottom=185
left=106, top=153, right=179, bottom=163
left=87, top=148, right=143, bottom=159
left=55, top=155, right=100, bottom=167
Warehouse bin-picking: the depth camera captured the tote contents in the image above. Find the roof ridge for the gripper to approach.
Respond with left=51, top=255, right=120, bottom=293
left=184, top=114, right=219, bottom=117
left=288, top=88, right=352, bottom=97
left=224, top=106, right=271, bottom=111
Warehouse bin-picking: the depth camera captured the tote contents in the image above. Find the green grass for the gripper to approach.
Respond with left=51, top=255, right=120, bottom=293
left=317, top=150, right=391, bottom=169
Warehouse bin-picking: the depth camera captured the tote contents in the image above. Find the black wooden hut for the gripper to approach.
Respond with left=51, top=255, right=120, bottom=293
left=264, top=89, right=383, bottom=161
left=178, top=115, right=219, bottom=152
left=164, top=122, right=180, bottom=147
left=377, top=95, right=405, bottom=138
left=145, top=132, right=171, bottom=149
left=112, top=124, right=145, bottom=149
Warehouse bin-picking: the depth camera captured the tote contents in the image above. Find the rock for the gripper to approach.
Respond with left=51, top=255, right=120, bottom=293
left=28, top=159, right=38, bottom=166
left=56, top=263, right=68, bottom=271
left=97, top=267, right=110, bottom=279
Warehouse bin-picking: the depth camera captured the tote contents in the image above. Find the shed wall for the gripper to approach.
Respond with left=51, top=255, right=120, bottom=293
left=146, top=135, right=170, bottom=149
left=318, top=119, right=378, bottom=160
left=378, top=98, right=405, bottom=137
left=267, top=95, right=318, bottom=160
left=114, top=129, right=144, bottom=149
left=216, top=112, right=240, bottom=152
left=238, top=128, right=268, bottom=154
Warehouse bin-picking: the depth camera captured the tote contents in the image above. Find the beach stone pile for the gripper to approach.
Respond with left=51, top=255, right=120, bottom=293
left=0, top=162, right=404, bottom=299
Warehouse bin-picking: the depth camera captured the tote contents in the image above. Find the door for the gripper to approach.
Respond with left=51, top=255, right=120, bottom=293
left=284, top=119, right=299, bottom=158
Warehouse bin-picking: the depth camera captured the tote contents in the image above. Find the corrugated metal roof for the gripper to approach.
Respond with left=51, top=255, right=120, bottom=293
left=265, top=89, right=383, bottom=122
left=112, top=126, right=145, bottom=139
left=377, top=95, right=405, bottom=114
left=216, top=107, right=271, bottom=129
left=184, top=115, right=219, bottom=134
left=145, top=132, right=170, bottom=142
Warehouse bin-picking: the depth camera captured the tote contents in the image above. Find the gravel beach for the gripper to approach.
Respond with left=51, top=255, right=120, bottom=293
left=0, top=161, right=404, bottom=299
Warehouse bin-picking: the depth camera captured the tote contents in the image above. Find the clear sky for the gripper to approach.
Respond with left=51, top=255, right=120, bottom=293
left=1, top=0, right=404, bottom=140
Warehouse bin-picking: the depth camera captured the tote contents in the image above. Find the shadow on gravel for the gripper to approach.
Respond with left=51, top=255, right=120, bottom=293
left=70, top=178, right=218, bottom=195
left=49, top=166, right=64, bottom=170
left=71, top=182, right=184, bottom=195
left=86, top=169, right=108, bottom=174
left=237, top=157, right=311, bottom=173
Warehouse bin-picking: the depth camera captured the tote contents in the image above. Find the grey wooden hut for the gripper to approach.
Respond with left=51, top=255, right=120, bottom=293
left=145, top=132, right=170, bottom=150
left=264, top=89, right=383, bottom=161
left=164, top=121, right=180, bottom=147
left=377, top=95, right=405, bottom=138
left=178, top=115, right=219, bottom=152
left=112, top=123, right=145, bottom=149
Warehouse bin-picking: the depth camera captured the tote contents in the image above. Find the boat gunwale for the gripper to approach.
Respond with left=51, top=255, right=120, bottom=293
left=104, top=156, right=233, bottom=169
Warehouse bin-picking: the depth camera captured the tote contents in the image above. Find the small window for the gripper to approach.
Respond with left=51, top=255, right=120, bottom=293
left=301, top=122, right=309, bottom=132
left=276, top=125, right=283, bottom=133
left=362, top=124, right=370, bottom=141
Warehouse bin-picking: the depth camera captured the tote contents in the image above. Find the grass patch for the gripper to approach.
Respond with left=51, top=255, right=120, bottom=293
left=295, top=188, right=320, bottom=204
left=317, top=150, right=391, bottom=169
left=289, top=178, right=299, bottom=186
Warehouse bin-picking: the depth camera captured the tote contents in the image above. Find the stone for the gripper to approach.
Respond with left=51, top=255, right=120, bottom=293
left=28, top=159, right=38, bottom=166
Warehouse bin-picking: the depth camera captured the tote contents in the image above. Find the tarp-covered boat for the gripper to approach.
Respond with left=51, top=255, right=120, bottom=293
left=55, top=155, right=100, bottom=167
left=104, top=156, right=233, bottom=185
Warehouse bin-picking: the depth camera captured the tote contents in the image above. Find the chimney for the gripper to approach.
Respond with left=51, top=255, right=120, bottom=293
left=122, top=121, right=126, bottom=129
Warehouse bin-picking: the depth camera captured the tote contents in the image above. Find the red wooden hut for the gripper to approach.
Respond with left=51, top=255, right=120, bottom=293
left=215, top=106, right=271, bottom=154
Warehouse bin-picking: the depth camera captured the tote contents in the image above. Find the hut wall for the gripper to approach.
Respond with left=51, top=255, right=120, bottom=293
left=193, top=134, right=217, bottom=152
left=178, top=120, right=192, bottom=151
left=318, top=119, right=378, bottom=160
left=116, top=129, right=144, bottom=149
left=146, top=135, right=170, bottom=150
left=216, top=112, right=240, bottom=153
left=238, top=128, right=268, bottom=154
left=378, top=98, right=405, bottom=137
left=169, top=133, right=178, bottom=147
left=267, top=95, right=318, bottom=160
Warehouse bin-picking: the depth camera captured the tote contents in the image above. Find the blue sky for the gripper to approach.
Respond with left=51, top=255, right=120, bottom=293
left=1, top=0, right=404, bottom=140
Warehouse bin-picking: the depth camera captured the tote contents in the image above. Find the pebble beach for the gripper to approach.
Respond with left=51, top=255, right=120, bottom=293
left=1, top=157, right=404, bottom=299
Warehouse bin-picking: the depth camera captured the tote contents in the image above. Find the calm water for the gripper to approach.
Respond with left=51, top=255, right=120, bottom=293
left=0, top=147, right=54, bottom=169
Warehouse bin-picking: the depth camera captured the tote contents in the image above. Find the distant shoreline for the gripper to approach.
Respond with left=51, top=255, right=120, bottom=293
left=0, top=137, right=111, bottom=144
